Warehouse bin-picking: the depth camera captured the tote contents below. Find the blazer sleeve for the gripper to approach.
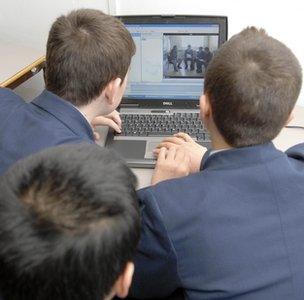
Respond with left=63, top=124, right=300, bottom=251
left=0, top=88, right=24, bottom=132
left=129, top=187, right=182, bottom=299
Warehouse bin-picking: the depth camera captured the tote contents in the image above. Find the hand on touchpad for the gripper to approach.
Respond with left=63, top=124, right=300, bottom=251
left=144, top=141, right=161, bottom=159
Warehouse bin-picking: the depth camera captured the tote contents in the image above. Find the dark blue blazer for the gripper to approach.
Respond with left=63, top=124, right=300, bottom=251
left=132, top=143, right=304, bottom=300
left=0, top=88, right=94, bottom=175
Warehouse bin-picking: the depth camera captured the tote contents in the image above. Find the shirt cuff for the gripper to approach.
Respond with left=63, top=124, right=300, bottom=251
left=200, top=149, right=212, bottom=171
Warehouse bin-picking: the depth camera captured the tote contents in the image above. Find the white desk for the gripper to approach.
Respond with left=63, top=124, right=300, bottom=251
left=0, top=40, right=44, bottom=88
left=96, top=106, right=304, bottom=189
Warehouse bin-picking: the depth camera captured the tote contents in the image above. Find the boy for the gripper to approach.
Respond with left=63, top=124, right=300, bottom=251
left=0, top=9, right=135, bottom=174
left=132, top=27, right=304, bottom=299
left=0, top=144, right=140, bottom=300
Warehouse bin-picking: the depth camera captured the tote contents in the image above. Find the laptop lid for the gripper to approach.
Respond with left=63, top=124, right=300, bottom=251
left=118, top=15, right=228, bottom=109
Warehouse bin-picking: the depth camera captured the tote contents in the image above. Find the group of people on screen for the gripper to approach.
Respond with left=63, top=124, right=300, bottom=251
left=168, top=44, right=213, bottom=73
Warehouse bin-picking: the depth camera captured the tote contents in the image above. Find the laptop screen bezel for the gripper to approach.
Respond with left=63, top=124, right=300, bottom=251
left=118, top=15, right=228, bottom=109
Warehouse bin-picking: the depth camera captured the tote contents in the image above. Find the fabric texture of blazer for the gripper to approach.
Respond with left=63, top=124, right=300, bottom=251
left=131, top=142, right=304, bottom=300
left=0, top=88, right=94, bottom=175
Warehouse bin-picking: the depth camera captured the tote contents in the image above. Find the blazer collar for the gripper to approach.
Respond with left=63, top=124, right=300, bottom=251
left=201, top=142, right=284, bottom=171
left=31, top=90, right=94, bottom=141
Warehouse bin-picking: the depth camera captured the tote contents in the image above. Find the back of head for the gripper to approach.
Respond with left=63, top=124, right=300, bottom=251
left=204, top=27, right=302, bottom=147
left=0, top=144, right=140, bottom=300
left=45, top=9, right=135, bottom=106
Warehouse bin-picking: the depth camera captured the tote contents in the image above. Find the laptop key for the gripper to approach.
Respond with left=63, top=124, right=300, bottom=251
left=119, top=113, right=209, bottom=139
left=196, top=133, right=205, bottom=140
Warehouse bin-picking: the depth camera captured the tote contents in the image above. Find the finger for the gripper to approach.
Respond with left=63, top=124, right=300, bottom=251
left=174, top=132, right=195, bottom=143
left=91, top=116, right=106, bottom=126
left=166, top=147, right=176, bottom=161
left=153, top=147, right=162, bottom=154
left=155, top=142, right=177, bottom=150
left=91, top=115, right=122, bottom=131
left=159, top=137, right=185, bottom=145
left=153, top=148, right=160, bottom=157
left=93, top=131, right=100, bottom=141
left=98, top=118, right=121, bottom=133
left=108, top=110, right=122, bottom=128
left=153, top=144, right=178, bottom=157
left=157, top=147, right=167, bottom=163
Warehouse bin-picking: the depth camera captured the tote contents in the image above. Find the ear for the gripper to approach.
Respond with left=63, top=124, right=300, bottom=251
left=200, top=93, right=211, bottom=119
left=113, top=262, right=134, bottom=299
left=104, top=78, right=122, bottom=105
left=286, top=113, right=294, bottom=125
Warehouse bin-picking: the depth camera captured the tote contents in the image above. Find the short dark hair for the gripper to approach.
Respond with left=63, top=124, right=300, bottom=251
left=204, top=27, right=302, bottom=147
left=0, top=144, right=140, bottom=300
left=45, top=9, right=136, bottom=106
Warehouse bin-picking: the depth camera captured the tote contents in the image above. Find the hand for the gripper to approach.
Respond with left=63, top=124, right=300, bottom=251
left=91, top=110, right=122, bottom=141
left=151, top=147, right=190, bottom=185
left=154, top=132, right=207, bottom=173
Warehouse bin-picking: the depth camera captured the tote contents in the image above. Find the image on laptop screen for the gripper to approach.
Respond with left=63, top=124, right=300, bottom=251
left=124, top=23, right=221, bottom=100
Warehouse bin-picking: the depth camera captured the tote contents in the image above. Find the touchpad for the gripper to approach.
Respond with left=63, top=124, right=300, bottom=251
left=109, top=140, right=146, bottom=159
left=145, top=141, right=161, bottom=159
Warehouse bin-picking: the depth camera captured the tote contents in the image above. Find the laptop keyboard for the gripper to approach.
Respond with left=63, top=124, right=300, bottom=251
left=117, top=113, right=210, bottom=142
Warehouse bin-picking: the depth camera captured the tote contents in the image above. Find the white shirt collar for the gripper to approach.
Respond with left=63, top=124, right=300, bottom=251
left=74, top=106, right=92, bottom=127
left=209, top=148, right=229, bottom=157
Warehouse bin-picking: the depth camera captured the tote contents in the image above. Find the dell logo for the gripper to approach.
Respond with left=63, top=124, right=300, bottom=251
left=163, top=101, right=173, bottom=106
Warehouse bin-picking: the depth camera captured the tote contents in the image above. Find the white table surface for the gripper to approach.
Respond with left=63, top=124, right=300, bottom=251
left=96, top=105, right=304, bottom=189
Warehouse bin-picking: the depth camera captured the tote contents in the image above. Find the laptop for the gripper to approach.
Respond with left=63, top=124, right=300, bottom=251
left=106, top=15, right=228, bottom=168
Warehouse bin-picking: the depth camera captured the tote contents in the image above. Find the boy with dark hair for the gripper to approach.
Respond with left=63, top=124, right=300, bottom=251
left=0, top=9, right=135, bottom=175
left=131, top=27, right=304, bottom=299
left=0, top=144, right=140, bottom=300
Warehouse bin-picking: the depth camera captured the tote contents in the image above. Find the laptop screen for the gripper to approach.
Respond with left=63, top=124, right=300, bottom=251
left=122, top=18, right=227, bottom=101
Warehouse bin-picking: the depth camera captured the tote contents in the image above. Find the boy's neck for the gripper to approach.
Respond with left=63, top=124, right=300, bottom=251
left=76, top=96, right=107, bottom=124
left=211, top=139, right=232, bottom=151
left=204, top=116, right=232, bottom=152
left=209, top=129, right=232, bottom=151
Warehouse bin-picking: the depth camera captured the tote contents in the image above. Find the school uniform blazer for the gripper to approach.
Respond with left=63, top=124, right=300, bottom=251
left=0, top=88, right=94, bottom=175
left=131, top=142, right=304, bottom=300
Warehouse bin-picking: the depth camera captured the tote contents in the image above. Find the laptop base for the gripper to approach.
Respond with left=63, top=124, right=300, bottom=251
left=106, top=135, right=211, bottom=169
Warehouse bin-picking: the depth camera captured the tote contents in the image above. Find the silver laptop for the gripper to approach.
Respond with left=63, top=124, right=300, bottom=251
left=106, top=15, right=228, bottom=168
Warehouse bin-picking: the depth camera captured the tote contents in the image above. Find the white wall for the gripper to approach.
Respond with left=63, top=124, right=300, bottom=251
left=0, top=0, right=110, bottom=52
left=114, top=0, right=304, bottom=106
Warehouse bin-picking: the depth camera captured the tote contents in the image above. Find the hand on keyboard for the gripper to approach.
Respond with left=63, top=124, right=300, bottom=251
left=91, top=110, right=122, bottom=141
left=154, top=132, right=207, bottom=173
left=151, top=146, right=190, bottom=185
